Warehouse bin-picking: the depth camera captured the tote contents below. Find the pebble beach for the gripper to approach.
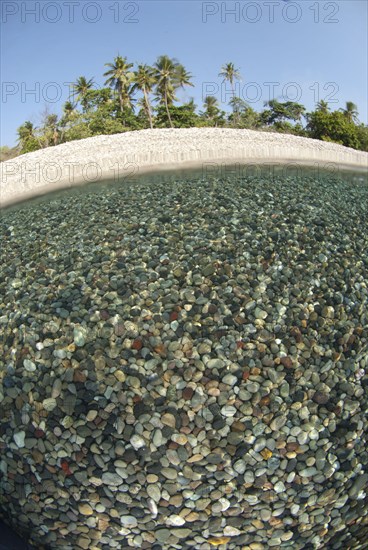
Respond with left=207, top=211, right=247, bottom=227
left=0, top=129, right=368, bottom=550
left=0, top=160, right=367, bottom=549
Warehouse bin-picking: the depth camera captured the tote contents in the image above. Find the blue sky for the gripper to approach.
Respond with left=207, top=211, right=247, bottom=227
left=1, top=0, right=367, bottom=146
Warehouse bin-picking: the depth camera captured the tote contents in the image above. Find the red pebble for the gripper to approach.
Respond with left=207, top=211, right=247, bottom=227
left=131, top=339, right=143, bottom=350
left=170, top=311, right=179, bottom=321
left=280, top=356, right=293, bottom=369
left=61, top=460, right=72, bottom=476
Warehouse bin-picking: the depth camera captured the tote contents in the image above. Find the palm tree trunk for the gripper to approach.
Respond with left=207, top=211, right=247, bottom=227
left=82, top=95, right=88, bottom=113
left=143, top=87, right=153, bottom=129
left=118, top=83, right=126, bottom=126
left=231, top=81, right=238, bottom=127
left=164, top=90, right=173, bottom=128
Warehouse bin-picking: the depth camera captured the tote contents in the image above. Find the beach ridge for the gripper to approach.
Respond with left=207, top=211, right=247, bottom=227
left=1, top=128, right=367, bottom=208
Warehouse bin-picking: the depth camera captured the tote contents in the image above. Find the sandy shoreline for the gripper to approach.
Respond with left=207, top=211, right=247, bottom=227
left=1, top=128, right=367, bottom=208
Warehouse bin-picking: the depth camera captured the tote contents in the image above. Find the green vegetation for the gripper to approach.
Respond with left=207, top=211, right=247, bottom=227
left=0, top=145, right=19, bottom=162
left=5, top=56, right=368, bottom=158
left=307, top=109, right=360, bottom=149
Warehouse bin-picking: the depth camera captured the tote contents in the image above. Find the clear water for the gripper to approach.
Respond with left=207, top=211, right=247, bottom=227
left=0, top=166, right=367, bottom=550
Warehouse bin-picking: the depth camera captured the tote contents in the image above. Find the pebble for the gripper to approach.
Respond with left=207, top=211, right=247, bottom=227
left=208, top=538, right=231, bottom=546
left=299, top=406, right=309, bottom=420
left=274, top=481, right=286, bottom=493
left=13, top=431, right=25, bottom=448
left=221, top=405, right=237, bottom=417
left=260, top=509, right=272, bottom=521
left=161, top=413, right=176, bottom=428
left=155, top=529, right=171, bottom=543
left=102, top=473, right=123, bottom=485
left=243, top=471, right=255, bottom=484
left=223, top=526, right=241, bottom=536
left=147, top=498, right=158, bottom=518
left=270, top=415, right=287, bottom=431
left=254, top=438, right=267, bottom=452
left=166, top=515, right=186, bottom=526
left=269, top=537, right=282, bottom=546
left=51, top=378, right=62, bottom=398
left=234, top=459, right=246, bottom=474
left=120, top=516, right=138, bottom=528
left=171, top=528, right=192, bottom=539
left=86, top=410, right=98, bottom=421
left=171, top=433, right=188, bottom=445
left=130, top=434, right=146, bottom=450
left=23, top=360, right=36, bottom=372
left=207, top=358, right=225, bottom=370
left=73, top=327, right=87, bottom=347
left=78, top=503, right=93, bottom=516
left=161, top=468, right=178, bottom=480
left=312, top=391, right=329, bottom=405
left=349, top=474, right=368, bottom=499
left=147, top=485, right=161, bottom=502
left=299, top=467, right=318, bottom=478
left=77, top=537, right=90, bottom=549
left=42, top=398, right=57, bottom=411
left=222, top=373, right=238, bottom=386
left=247, top=382, right=260, bottom=393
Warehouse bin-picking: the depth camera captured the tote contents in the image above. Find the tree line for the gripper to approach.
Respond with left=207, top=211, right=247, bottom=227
left=2, top=56, right=367, bottom=159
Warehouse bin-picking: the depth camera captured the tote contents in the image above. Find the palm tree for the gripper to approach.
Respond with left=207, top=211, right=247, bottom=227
left=219, top=62, right=241, bottom=125
left=340, top=101, right=359, bottom=123
left=72, top=76, right=94, bottom=112
left=17, top=121, right=40, bottom=153
left=185, top=98, right=196, bottom=113
left=104, top=56, right=135, bottom=123
left=176, top=65, right=194, bottom=92
left=17, top=121, right=35, bottom=141
left=153, top=55, right=179, bottom=128
left=63, top=101, right=77, bottom=118
left=288, top=102, right=306, bottom=122
left=59, top=101, right=78, bottom=142
left=201, top=95, right=220, bottom=123
left=316, top=100, right=329, bottom=113
left=43, top=113, right=59, bottom=146
left=132, top=64, right=156, bottom=129
left=229, top=97, right=248, bottom=113
left=153, top=55, right=193, bottom=128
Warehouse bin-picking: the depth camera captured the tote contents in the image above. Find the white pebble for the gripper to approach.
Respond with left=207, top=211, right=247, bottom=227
left=23, top=359, right=36, bottom=372
left=221, top=405, right=237, bottom=417
left=130, top=434, right=146, bottom=450
left=14, top=431, right=25, bottom=448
